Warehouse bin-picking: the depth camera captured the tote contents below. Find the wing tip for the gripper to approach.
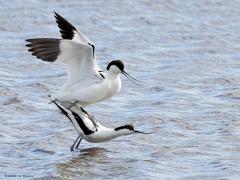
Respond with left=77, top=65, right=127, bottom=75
left=54, top=11, right=60, bottom=19
left=25, top=39, right=33, bottom=48
left=25, top=38, right=60, bottom=62
left=53, top=12, right=76, bottom=40
left=25, top=39, right=32, bottom=43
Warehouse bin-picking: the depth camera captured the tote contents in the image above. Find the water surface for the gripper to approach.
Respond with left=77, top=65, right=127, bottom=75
left=1, top=0, right=240, bottom=179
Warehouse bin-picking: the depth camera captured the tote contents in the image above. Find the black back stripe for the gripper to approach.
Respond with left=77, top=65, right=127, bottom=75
left=51, top=100, right=94, bottom=135
left=99, top=72, right=105, bottom=79
left=54, top=12, right=77, bottom=40
left=51, top=100, right=74, bottom=124
left=88, top=43, right=95, bottom=57
left=25, top=38, right=60, bottom=62
left=71, top=112, right=94, bottom=135
left=98, top=70, right=105, bottom=79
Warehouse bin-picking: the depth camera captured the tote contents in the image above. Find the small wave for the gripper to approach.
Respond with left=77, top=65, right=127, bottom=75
left=32, top=148, right=55, bottom=155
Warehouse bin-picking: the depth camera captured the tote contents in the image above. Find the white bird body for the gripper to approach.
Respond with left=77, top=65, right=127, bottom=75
left=53, top=70, right=122, bottom=106
left=25, top=13, right=137, bottom=107
left=51, top=100, right=135, bottom=143
left=79, top=124, right=129, bottom=143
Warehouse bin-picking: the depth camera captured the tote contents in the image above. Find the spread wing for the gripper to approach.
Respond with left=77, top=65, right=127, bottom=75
left=54, top=12, right=101, bottom=72
left=54, top=12, right=94, bottom=45
left=54, top=12, right=102, bottom=71
left=25, top=38, right=102, bottom=87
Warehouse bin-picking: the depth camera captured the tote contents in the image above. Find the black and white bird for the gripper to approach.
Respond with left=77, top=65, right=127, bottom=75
left=25, top=12, right=139, bottom=108
left=51, top=100, right=151, bottom=151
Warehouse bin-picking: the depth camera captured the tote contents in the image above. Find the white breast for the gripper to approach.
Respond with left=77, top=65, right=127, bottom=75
left=53, top=74, right=121, bottom=106
left=104, top=75, right=121, bottom=98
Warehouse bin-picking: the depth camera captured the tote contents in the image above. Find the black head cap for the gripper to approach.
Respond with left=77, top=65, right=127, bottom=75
left=115, top=124, right=134, bottom=131
left=107, top=60, right=124, bottom=72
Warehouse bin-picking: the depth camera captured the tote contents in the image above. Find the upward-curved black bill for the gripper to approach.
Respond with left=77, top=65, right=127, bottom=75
left=134, top=130, right=153, bottom=134
left=122, top=71, right=140, bottom=85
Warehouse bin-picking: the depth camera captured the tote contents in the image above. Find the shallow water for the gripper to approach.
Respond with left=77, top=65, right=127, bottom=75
left=1, top=0, right=240, bottom=179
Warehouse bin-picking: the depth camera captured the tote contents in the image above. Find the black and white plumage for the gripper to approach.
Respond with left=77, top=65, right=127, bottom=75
left=51, top=100, right=151, bottom=151
left=54, top=12, right=77, bottom=40
left=25, top=12, right=139, bottom=108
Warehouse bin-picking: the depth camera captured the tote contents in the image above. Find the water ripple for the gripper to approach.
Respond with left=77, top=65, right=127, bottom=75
left=1, top=0, right=240, bottom=179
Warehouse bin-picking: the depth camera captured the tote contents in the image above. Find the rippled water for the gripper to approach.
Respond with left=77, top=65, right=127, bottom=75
left=1, top=0, right=240, bottom=179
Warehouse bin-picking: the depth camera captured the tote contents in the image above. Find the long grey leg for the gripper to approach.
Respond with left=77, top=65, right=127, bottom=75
left=75, top=137, right=83, bottom=149
left=80, top=107, right=94, bottom=119
left=68, top=101, right=77, bottom=109
left=70, top=135, right=81, bottom=151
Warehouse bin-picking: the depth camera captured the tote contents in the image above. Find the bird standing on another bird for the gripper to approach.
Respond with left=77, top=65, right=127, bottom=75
left=25, top=12, right=139, bottom=109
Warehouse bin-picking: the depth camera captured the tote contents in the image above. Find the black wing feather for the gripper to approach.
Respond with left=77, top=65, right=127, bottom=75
left=54, top=11, right=76, bottom=40
left=50, top=100, right=94, bottom=135
left=25, top=38, right=60, bottom=62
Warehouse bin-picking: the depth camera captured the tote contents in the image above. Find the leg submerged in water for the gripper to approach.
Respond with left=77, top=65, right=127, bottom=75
left=71, top=135, right=81, bottom=151
left=75, top=137, right=83, bottom=149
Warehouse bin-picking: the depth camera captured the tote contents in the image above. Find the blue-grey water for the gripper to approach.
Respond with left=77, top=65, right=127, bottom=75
left=1, top=0, right=240, bottom=179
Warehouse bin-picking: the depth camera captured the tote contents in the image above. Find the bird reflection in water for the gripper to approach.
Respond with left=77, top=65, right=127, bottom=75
left=55, top=147, right=110, bottom=178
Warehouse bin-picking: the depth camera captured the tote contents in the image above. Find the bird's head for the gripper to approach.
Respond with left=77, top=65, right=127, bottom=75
left=107, top=60, right=140, bottom=85
left=107, top=60, right=124, bottom=73
left=114, top=124, right=152, bottom=135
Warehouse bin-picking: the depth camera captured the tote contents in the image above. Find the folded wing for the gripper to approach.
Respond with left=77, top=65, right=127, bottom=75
left=51, top=100, right=96, bottom=134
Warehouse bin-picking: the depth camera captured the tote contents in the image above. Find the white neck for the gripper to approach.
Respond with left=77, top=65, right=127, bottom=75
left=106, top=70, right=121, bottom=80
